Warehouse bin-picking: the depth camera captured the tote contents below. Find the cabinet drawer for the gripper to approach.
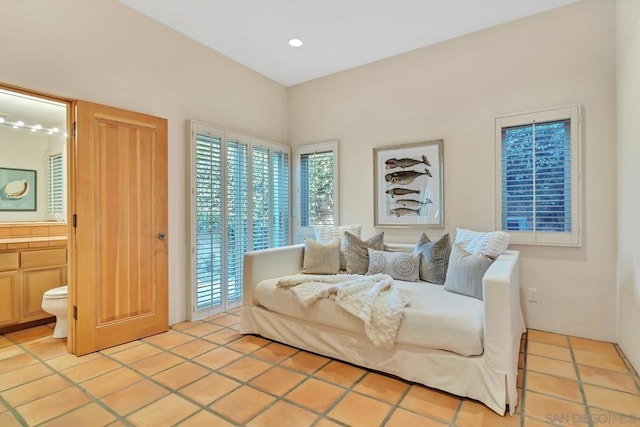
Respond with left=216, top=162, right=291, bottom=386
left=21, top=249, right=67, bottom=269
left=0, top=253, right=19, bottom=272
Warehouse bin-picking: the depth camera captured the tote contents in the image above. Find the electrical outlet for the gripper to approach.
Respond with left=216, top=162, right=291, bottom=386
left=527, top=288, right=538, bottom=302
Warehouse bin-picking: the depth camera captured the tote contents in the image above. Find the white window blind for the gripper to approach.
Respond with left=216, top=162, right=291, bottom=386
left=496, top=106, right=581, bottom=246
left=47, top=150, right=65, bottom=221
left=272, top=150, right=289, bottom=247
left=251, top=145, right=270, bottom=251
left=226, top=137, right=248, bottom=303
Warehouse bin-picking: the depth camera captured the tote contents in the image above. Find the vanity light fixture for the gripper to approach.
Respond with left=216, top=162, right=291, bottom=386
left=288, top=38, right=303, bottom=47
left=0, top=118, right=65, bottom=136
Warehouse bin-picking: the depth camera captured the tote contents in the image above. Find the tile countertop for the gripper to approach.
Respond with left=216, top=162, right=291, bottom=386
left=0, top=235, right=68, bottom=244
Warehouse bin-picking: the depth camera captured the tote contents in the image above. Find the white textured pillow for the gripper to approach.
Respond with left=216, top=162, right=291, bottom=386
left=314, top=224, right=362, bottom=270
left=302, top=238, right=340, bottom=274
left=367, top=249, right=420, bottom=282
left=454, top=228, right=510, bottom=259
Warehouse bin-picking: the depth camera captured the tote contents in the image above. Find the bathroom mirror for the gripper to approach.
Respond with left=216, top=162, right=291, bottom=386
left=0, top=87, right=68, bottom=223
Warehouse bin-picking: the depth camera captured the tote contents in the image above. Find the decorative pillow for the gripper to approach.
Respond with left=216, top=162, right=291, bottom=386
left=344, top=231, right=384, bottom=274
left=302, top=238, right=340, bottom=274
left=367, top=249, right=420, bottom=282
left=413, top=232, right=451, bottom=285
left=454, top=228, right=510, bottom=259
left=443, top=243, right=494, bottom=300
left=314, top=224, right=362, bottom=271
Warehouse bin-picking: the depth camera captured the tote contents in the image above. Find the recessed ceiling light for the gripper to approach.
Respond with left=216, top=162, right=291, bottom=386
left=288, top=38, right=303, bottom=47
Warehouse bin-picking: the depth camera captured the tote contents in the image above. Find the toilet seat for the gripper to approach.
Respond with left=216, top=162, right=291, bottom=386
left=44, top=285, right=68, bottom=299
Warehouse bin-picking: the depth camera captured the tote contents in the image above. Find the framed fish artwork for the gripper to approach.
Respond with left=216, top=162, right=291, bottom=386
left=373, top=140, right=444, bottom=228
left=0, top=167, right=37, bottom=211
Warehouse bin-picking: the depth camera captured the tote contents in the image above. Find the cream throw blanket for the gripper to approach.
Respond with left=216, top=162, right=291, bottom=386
left=276, top=273, right=408, bottom=349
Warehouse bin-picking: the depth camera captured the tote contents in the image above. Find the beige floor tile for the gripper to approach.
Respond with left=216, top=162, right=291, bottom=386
left=526, top=355, right=577, bottom=380
left=0, top=411, right=23, bottom=427
left=171, top=339, right=218, bottom=359
left=62, top=356, right=121, bottom=383
left=152, top=361, right=209, bottom=389
left=179, top=373, right=241, bottom=406
left=328, top=392, right=392, bottom=426
left=179, top=410, right=234, bottom=426
left=527, top=341, right=573, bottom=362
left=399, top=385, right=459, bottom=423
left=519, top=353, right=525, bottom=369
left=524, top=391, right=587, bottom=424
left=0, top=363, right=53, bottom=391
left=524, top=415, right=562, bottom=426
left=209, top=314, right=241, bottom=327
left=280, top=350, right=330, bottom=374
left=285, top=378, right=345, bottom=412
left=574, top=348, right=628, bottom=373
left=193, top=347, right=243, bottom=370
left=527, top=330, right=569, bottom=347
left=219, top=356, right=273, bottom=382
left=170, top=321, right=202, bottom=331
left=203, top=328, right=243, bottom=345
left=127, top=393, right=200, bottom=427
left=252, top=342, right=298, bottom=363
left=583, top=384, right=640, bottom=417
left=45, top=352, right=102, bottom=371
left=209, top=386, right=276, bottom=425
left=40, top=403, right=116, bottom=427
left=15, top=386, right=90, bottom=426
left=6, top=326, right=53, bottom=343
left=247, top=400, right=317, bottom=427
left=386, top=408, right=448, bottom=427
left=315, top=360, right=366, bottom=387
left=250, top=366, right=306, bottom=395
left=226, top=335, right=271, bottom=353
left=589, top=407, right=640, bottom=425
left=142, top=330, right=194, bottom=349
left=0, top=374, right=70, bottom=407
left=22, top=337, right=68, bottom=360
left=517, top=369, right=524, bottom=388
left=578, top=364, right=639, bottom=394
left=455, top=400, right=520, bottom=427
left=0, top=346, right=24, bottom=362
left=0, top=352, right=38, bottom=374
left=315, top=418, right=343, bottom=427
left=569, top=337, right=618, bottom=354
left=109, top=342, right=161, bottom=364
left=81, top=367, right=144, bottom=398
left=181, top=322, right=225, bottom=337
left=353, top=372, right=410, bottom=405
left=130, top=351, right=183, bottom=376
left=525, top=371, right=582, bottom=403
left=101, top=379, right=169, bottom=416
left=227, top=307, right=243, bottom=315
left=99, top=340, right=142, bottom=355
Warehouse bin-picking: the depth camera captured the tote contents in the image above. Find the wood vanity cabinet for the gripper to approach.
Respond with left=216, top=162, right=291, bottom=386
left=0, top=246, right=67, bottom=328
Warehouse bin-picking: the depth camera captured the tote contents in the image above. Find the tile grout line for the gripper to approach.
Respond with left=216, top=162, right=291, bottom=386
left=567, top=335, right=594, bottom=427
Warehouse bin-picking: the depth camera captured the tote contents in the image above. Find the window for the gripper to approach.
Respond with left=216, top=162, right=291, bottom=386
left=189, top=121, right=290, bottom=319
left=294, top=141, right=339, bottom=241
left=46, top=149, right=65, bottom=221
left=495, top=106, right=581, bottom=246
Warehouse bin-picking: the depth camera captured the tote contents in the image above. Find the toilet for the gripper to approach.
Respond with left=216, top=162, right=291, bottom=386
left=41, top=285, right=68, bottom=338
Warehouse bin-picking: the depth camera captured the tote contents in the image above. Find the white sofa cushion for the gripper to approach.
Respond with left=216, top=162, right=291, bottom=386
left=253, top=276, right=484, bottom=356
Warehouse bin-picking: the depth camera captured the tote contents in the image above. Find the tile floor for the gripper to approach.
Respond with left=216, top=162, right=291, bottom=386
left=1, top=309, right=639, bottom=426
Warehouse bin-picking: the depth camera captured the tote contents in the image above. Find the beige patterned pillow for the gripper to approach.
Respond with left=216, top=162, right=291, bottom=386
left=302, top=238, right=340, bottom=274
left=344, top=231, right=384, bottom=274
left=367, top=248, right=420, bottom=282
left=314, top=224, right=362, bottom=271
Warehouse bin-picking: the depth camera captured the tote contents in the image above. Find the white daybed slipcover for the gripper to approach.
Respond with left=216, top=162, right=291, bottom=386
left=239, top=243, right=525, bottom=415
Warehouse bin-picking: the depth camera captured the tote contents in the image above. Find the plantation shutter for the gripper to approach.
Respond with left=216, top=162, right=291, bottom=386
left=195, top=132, right=223, bottom=310
left=226, top=138, right=248, bottom=303
left=47, top=152, right=64, bottom=220
left=251, top=146, right=270, bottom=250
left=501, top=119, right=571, bottom=233
left=300, top=150, right=335, bottom=227
left=272, top=150, right=290, bottom=247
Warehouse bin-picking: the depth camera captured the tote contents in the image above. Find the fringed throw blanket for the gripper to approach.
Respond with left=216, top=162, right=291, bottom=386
left=276, top=274, right=408, bottom=349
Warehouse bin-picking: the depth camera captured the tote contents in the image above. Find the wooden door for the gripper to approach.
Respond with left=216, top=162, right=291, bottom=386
left=71, top=101, right=168, bottom=355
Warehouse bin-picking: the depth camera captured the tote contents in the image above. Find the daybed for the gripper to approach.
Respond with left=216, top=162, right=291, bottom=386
left=239, top=242, right=525, bottom=415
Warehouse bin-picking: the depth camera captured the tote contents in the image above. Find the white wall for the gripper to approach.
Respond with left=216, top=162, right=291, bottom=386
left=0, top=127, right=48, bottom=222
left=0, top=0, right=288, bottom=324
left=616, top=0, right=640, bottom=371
left=289, top=0, right=618, bottom=340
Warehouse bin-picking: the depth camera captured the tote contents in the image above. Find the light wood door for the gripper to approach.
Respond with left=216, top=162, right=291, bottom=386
left=72, top=101, right=168, bottom=355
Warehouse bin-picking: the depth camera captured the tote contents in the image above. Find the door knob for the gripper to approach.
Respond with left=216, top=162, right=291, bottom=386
left=157, top=232, right=167, bottom=239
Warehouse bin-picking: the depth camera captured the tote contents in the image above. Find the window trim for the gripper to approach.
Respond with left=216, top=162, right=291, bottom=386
left=293, top=140, right=339, bottom=243
left=46, top=147, right=66, bottom=222
left=495, top=105, right=582, bottom=246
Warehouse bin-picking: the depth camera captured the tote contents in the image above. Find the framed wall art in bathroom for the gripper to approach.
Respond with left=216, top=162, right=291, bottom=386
left=373, top=140, right=444, bottom=228
left=0, top=167, right=37, bottom=211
